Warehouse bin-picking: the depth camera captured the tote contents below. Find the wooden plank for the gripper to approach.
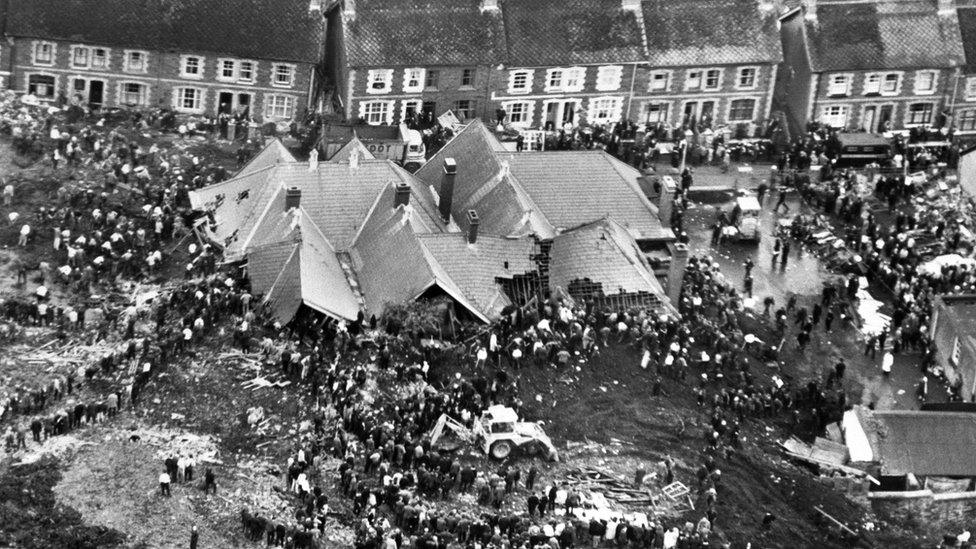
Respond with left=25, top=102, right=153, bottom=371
left=814, top=505, right=858, bottom=537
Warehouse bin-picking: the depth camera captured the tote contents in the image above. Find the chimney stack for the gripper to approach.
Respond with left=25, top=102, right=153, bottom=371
left=439, top=157, right=457, bottom=223
left=938, top=0, right=954, bottom=15
left=466, top=210, right=480, bottom=244
left=804, top=0, right=817, bottom=22
left=349, top=146, right=359, bottom=169
left=621, top=0, right=641, bottom=12
left=394, top=182, right=411, bottom=208
left=308, top=148, right=319, bottom=172
left=480, top=0, right=499, bottom=13
left=345, top=0, right=357, bottom=20
left=285, top=187, right=302, bottom=210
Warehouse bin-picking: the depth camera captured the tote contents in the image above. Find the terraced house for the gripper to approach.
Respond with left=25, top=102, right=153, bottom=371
left=327, top=0, right=783, bottom=133
left=4, top=0, right=325, bottom=125
left=777, top=0, right=964, bottom=134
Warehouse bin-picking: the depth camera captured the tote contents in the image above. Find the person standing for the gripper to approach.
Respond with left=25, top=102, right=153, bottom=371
left=189, top=526, right=199, bottom=549
left=159, top=470, right=172, bottom=496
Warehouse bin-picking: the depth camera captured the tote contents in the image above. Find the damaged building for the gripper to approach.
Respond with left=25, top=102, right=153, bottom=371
left=191, top=120, right=683, bottom=324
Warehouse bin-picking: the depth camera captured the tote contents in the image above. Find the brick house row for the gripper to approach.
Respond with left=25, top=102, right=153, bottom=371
left=0, top=0, right=326, bottom=125
left=326, top=0, right=783, bottom=134
left=777, top=0, right=967, bottom=134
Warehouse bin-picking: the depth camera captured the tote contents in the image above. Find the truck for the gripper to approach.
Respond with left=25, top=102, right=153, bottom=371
left=429, top=405, right=559, bottom=461
left=318, top=123, right=425, bottom=170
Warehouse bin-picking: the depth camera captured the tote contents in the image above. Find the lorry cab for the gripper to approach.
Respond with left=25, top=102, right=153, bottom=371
left=402, top=128, right=426, bottom=172
left=734, top=194, right=762, bottom=242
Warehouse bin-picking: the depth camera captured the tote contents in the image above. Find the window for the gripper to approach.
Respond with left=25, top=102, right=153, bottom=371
left=124, top=50, right=148, bottom=73
left=863, top=73, right=881, bottom=95
left=403, top=68, right=425, bottom=93
left=650, top=71, right=671, bottom=92
left=239, top=61, right=255, bottom=83
left=914, top=70, right=937, bottom=95
left=737, top=67, right=757, bottom=89
left=425, top=69, right=440, bottom=90
left=966, top=77, right=976, bottom=101
left=959, top=109, right=976, bottom=131
left=453, top=100, right=476, bottom=119
left=881, top=73, right=900, bottom=95
left=461, top=68, right=476, bottom=88
left=563, top=68, right=584, bottom=92
left=704, top=69, right=722, bottom=90
left=596, top=66, right=623, bottom=91
left=686, top=70, right=703, bottom=90
left=34, top=42, right=55, bottom=65
left=503, top=101, right=533, bottom=126
left=181, top=56, right=203, bottom=78
left=27, top=75, right=56, bottom=98
left=92, top=48, right=109, bottom=70
left=728, top=99, right=756, bottom=121
left=366, top=69, right=393, bottom=94
left=906, top=102, right=933, bottom=125
left=589, top=97, right=621, bottom=124
left=119, top=82, right=148, bottom=107
left=401, top=99, right=423, bottom=124
left=361, top=100, right=393, bottom=125
left=221, top=60, right=235, bottom=79
left=509, top=70, right=532, bottom=94
left=175, top=87, right=204, bottom=113
left=219, top=60, right=256, bottom=83
left=71, top=47, right=90, bottom=69
left=265, top=95, right=297, bottom=120
left=827, top=74, right=851, bottom=96
left=645, top=102, right=669, bottom=124
left=273, top=64, right=296, bottom=87
left=546, top=69, right=564, bottom=92
left=821, top=105, right=849, bottom=128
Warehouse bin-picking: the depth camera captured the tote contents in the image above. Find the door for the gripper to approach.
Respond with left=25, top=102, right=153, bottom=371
left=545, top=102, right=558, bottom=127
left=863, top=106, right=877, bottom=133
left=88, top=80, right=104, bottom=108
left=217, top=92, right=234, bottom=115
left=683, top=102, right=698, bottom=127
left=236, top=93, right=251, bottom=118
left=700, top=101, right=715, bottom=128
left=878, top=105, right=893, bottom=132
left=72, top=79, right=87, bottom=106
left=562, top=101, right=577, bottom=126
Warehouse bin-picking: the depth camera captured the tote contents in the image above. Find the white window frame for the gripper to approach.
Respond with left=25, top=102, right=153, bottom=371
left=91, top=48, right=110, bottom=70
left=502, top=100, right=534, bottom=128
left=821, top=104, right=849, bottom=128
left=218, top=59, right=236, bottom=82
left=863, top=73, right=882, bottom=95
left=70, top=46, right=91, bottom=69
left=685, top=70, right=703, bottom=91
left=173, top=87, right=205, bottom=114
left=272, top=63, right=297, bottom=88
left=238, top=61, right=256, bottom=84
left=402, top=68, right=425, bottom=93
left=880, top=72, right=901, bottom=96
left=588, top=96, right=622, bottom=125
left=914, top=70, right=938, bottom=96
left=644, top=101, right=670, bottom=124
left=596, top=65, right=623, bottom=92
left=180, top=55, right=204, bottom=80
left=360, top=100, right=395, bottom=126
left=123, top=50, right=149, bottom=74
left=264, top=94, right=297, bottom=121
left=728, top=98, right=758, bottom=122
left=563, top=67, right=585, bottom=92
left=508, top=69, right=533, bottom=95
left=703, top=68, right=723, bottom=91
left=966, top=77, right=976, bottom=101
left=33, top=41, right=57, bottom=66
left=117, top=81, right=150, bottom=107
left=545, top=68, right=564, bottom=93
left=365, top=69, right=393, bottom=95
left=649, top=70, right=672, bottom=92
left=25, top=72, right=59, bottom=100
left=827, top=73, right=852, bottom=96
left=736, top=67, right=758, bottom=90
left=905, top=102, right=934, bottom=127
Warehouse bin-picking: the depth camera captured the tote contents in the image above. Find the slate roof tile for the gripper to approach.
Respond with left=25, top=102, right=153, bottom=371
left=868, top=410, right=976, bottom=476
left=7, top=0, right=324, bottom=63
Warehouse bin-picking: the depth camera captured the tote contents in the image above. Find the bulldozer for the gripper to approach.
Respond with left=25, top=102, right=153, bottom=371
left=428, top=405, right=559, bottom=461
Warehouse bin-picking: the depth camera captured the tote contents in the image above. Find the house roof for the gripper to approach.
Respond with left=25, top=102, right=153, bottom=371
left=238, top=139, right=296, bottom=177
left=415, top=120, right=672, bottom=242
left=639, top=0, right=783, bottom=66
left=342, top=0, right=506, bottom=67
left=549, top=217, right=668, bottom=303
left=248, top=241, right=304, bottom=322
left=6, top=0, right=324, bottom=63
left=501, top=0, right=646, bottom=66
left=804, top=0, right=964, bottom=71
left=959, top=7, right=976, bottom=73
left=860, top=409, right=976, bottom=476
left=327, top=137, right=376, bottom=163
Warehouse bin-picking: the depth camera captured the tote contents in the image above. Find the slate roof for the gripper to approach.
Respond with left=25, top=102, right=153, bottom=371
left=416, top=121, right=672, bottom=242
left=343, top=0, right=506, bottom=67
left=327, top=137, right=376, bottom=163
left=238, top=139, right=296, bottom=178
left=549, top=217, right=667, bottom=301
left=6, top=0, right=324, bottom=63
left=248, top=241, right=304, bottom=322
left=501, top=0, right=646, bottom=66
left=804, top=0, right=964, bottom=71
left=639, top=0, right=783, bottom=66
left=959, top=7, right=976, bottom=73
left=190, top=166, right=280, bottom=261
left=863, top=410, right=976, bottom=476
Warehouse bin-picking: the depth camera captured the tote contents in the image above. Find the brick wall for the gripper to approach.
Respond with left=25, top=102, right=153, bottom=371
left=812, top=68, right=953, bottom=130
left=869, top=490, right=976, bottom=530
left=9, top=37, right=314, bottom=123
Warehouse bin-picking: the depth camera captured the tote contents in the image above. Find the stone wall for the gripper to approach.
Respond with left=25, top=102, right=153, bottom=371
left=869, top=490, right=976, bottom=529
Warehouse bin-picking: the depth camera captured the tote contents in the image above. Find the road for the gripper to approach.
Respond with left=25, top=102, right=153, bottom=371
left=681, top=186, right=947, bottom=410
